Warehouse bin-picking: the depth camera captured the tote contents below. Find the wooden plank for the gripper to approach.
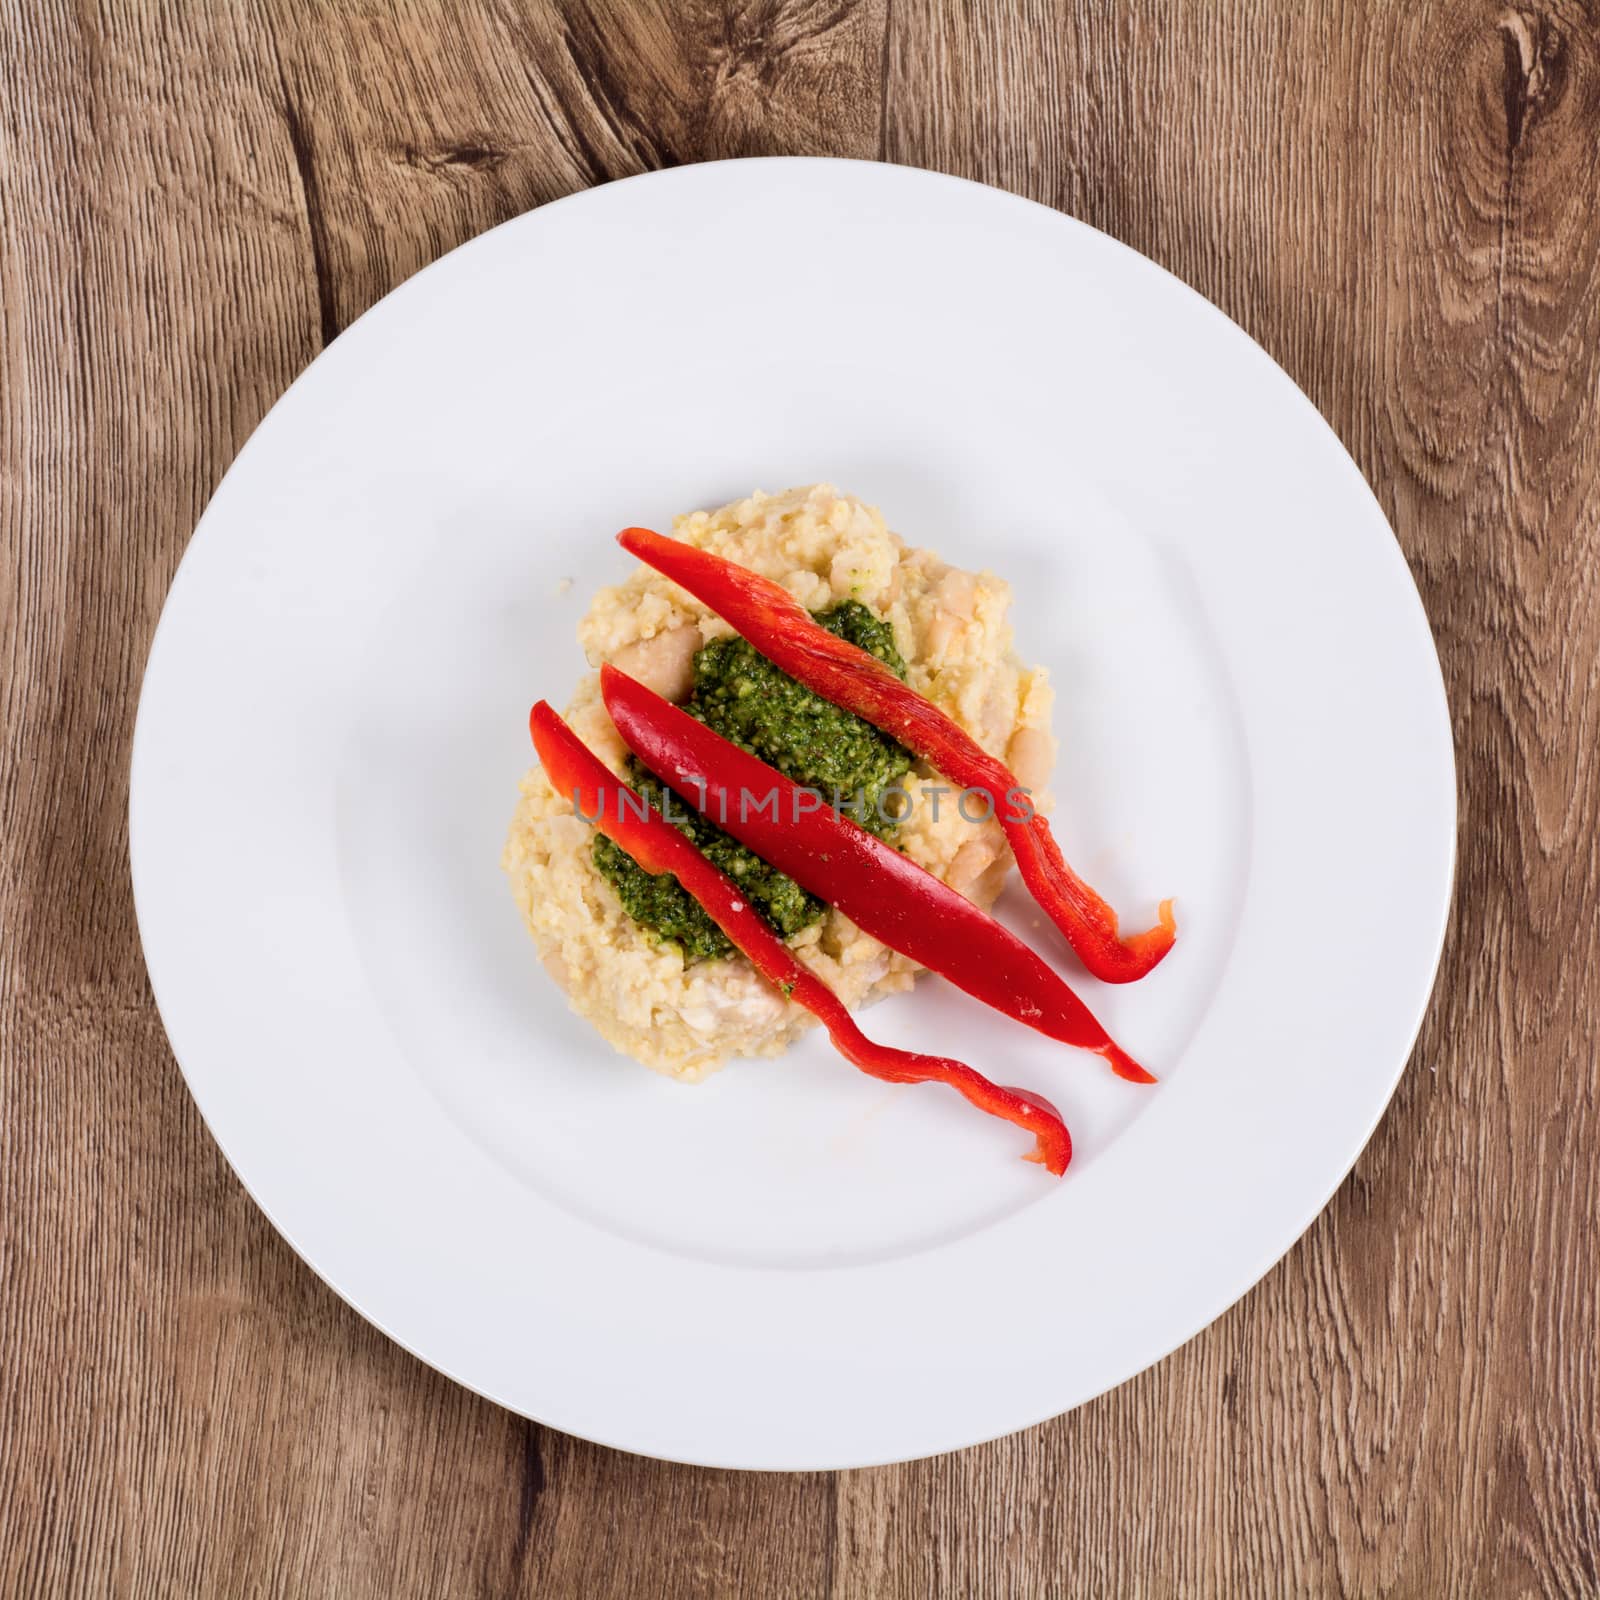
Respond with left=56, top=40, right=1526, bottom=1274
left=2, top=1, right=1596, bottom=1594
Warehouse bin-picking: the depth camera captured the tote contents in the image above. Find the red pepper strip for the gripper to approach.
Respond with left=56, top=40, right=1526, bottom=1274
left=617, top=525, right=1176, bottom=984
left=600, top=666, right=1154, bottom=1085
left=528, top=701, right=1072, bottom=1174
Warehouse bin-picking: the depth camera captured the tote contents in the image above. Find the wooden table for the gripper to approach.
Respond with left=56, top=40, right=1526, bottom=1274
left=5, top=4, right=1598, bottom=1594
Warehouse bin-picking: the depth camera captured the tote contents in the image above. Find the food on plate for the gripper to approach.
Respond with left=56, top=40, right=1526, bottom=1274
left=590, top=597, right=913, bottom=961
left=619, top=523, right=1177, bottom=983
left=529, top=699, right=1072, bottom=1173
left=504, top=485, right=1060, bottom=1080
left=600, top=663, right=1151, bottom=1083
left=503, top=483, right=1169, bottom=1171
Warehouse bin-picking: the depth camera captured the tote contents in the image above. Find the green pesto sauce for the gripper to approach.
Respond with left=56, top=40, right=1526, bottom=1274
left=593, top=601, right=913, bottom=962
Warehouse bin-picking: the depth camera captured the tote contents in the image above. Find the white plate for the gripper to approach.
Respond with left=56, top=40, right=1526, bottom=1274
left=130, top=158, right=1455, bottom=1469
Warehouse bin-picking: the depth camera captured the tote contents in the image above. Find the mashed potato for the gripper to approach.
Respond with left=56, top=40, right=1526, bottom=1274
left=502, top=484, right=1056, bottom=1080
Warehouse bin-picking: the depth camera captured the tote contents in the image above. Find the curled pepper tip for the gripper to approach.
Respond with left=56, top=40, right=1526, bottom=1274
left=1007, top=1085, right=1072, bottom=1175
left=1108, top=897, right=1178, bottom=979
left=1023, top=1135, right=1071, bottom=1176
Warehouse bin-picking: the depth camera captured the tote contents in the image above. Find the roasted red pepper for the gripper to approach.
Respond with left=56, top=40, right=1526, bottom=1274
left=617, top=525, right=1176, bottom=984
left=601, top=666, right=1153, bottom=1084
left=529, top=701, right=1072, bottom=1174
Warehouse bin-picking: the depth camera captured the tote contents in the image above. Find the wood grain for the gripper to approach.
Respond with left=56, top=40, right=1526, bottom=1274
left=3, top=1, right=1597, bottom=1594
